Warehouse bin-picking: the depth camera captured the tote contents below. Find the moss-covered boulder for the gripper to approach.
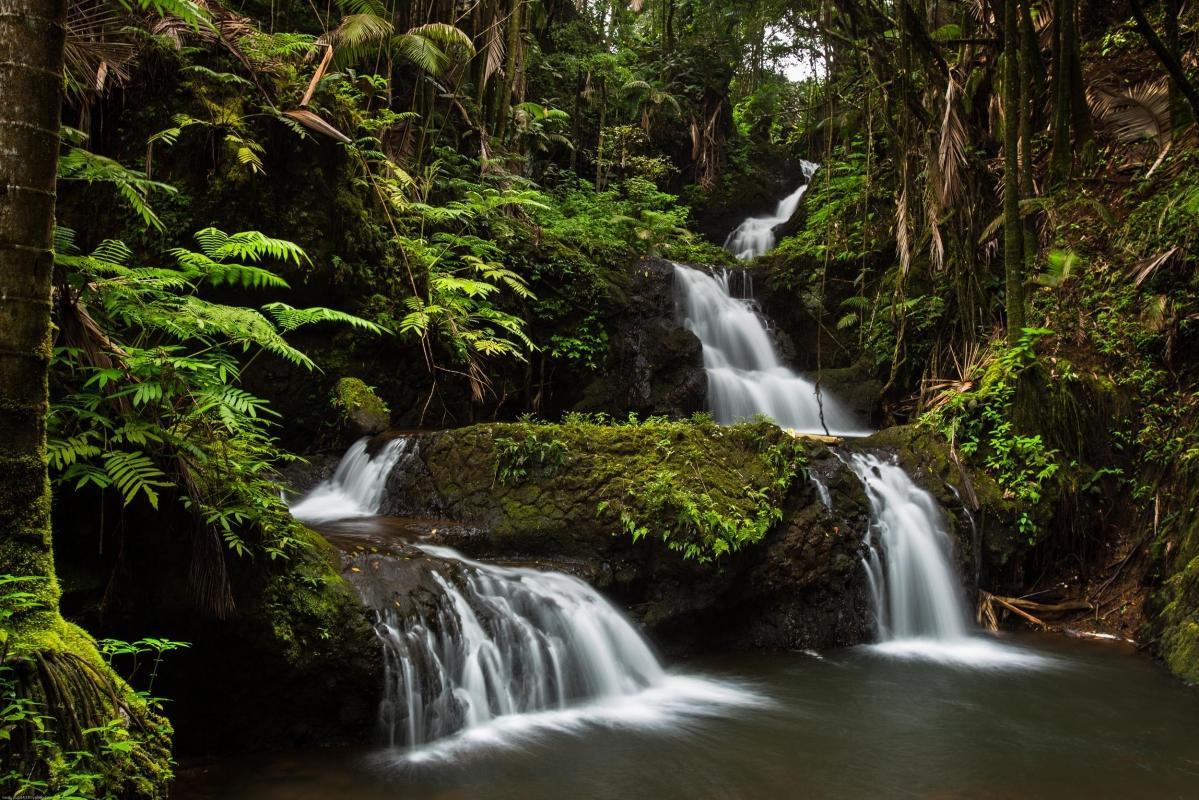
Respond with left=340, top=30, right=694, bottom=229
left=151, top=526, right=381, bottom=752
left=375, top=417, right=876, bottom=652
left=332, top=377, right=390, bottom=440
left=1146, top=463, right=1199, bottom=685
left=55, top=502, right=381, bottom=754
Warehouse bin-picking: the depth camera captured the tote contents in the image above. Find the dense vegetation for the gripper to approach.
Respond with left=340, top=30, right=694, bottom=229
left=2, top=0, right=1199, bottom=795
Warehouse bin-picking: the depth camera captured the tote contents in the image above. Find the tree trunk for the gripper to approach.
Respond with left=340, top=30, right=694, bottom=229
left=0, top=0, right=66, bottom=634
left=1163, top=0, right=1187, bottom=128
left=1162, top=0, right=1191, bottom=128
left=1065, top=0, right=1093, bottom=160
left=1018, top=0, right=1037, bottom=268
left=1003, top=0, right=1025, bottom=344
left=493, top=0, right=523, bottom=144
left=1018, top=0, right=1044, bottom=122
left=0, top=2, right=170, bottom=792
left=1047, top=0, right=1072, bottom=186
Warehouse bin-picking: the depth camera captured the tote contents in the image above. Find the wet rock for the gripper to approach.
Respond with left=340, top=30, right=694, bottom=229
left=576, top=258, right=707, bottom=418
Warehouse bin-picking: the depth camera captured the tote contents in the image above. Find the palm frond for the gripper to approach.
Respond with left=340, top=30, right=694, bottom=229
left=1089, top=78, right=1172, bottom=146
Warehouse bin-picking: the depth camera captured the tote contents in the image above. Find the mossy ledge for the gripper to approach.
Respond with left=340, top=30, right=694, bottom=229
left=373, top=418, right=877, bottom=652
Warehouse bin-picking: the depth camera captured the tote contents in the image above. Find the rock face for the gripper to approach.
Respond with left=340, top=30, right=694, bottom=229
left=372, top=421, right=877, bottom=653
left=576, top=258, right=707, bottom=418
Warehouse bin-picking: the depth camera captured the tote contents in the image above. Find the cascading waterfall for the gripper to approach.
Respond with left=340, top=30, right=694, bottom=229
left=290, top=440, right=763, bottom=757
left=846, top=453, right=1047, bottom=667
left=673, top=264, right=870, bottom=436
left=375, top=545, right=668, bottom=752
left=289, top=437, right=415, bottom=524
left=723, top=160, right=819, bottom=260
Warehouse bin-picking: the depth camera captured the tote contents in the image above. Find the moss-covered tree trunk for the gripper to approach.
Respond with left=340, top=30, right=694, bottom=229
left=0, top=0, right=65, bottom=626
left=1017, top=0, right=1037, bottom=270
left=0, top=2, right=170, bottom=795
left=1002, top=0, right=1025, bottom=345
left=492, top=0, right=524, bottom=144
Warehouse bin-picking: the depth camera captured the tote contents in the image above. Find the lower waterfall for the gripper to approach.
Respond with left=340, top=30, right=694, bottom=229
left=375, top=545, right=681, bottom=753
left=847, top=453, right=1047, bottom=668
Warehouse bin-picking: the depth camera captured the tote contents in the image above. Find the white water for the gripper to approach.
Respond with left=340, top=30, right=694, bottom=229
left=724, top=160, right=819, bottom=260
left=289, top=437, right=413, bottom=524
left=811, top=475, right=833, bottom=511
left=673, top=264, right=870, bottom=436
left=848, top=453, right=1048, bottom=668
left=374, top=545, right=763, bottom=757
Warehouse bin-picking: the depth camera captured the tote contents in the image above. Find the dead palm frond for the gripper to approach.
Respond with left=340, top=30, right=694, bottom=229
left=65, top=0, right=139, bottom=105
left=479, top=13, right=506, bottom=90
left=1089, top=77, right=1172, bottom=147
left=1131, top=245, right=1183, bottom=286
left=920, top=333, right=993, bottom=414
left=936, top=73, right=968, bottom=208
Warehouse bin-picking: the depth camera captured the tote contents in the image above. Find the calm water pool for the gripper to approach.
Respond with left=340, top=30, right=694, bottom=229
left=177, top=634, right=1199, bottom=799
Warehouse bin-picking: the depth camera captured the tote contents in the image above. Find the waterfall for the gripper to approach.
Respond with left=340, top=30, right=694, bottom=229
left=847, top=453, right=1048, bottom=667
left=723, top=160, right=819, bottom=260
left=373, top=545, right=671, bottom=752
left=295, top=439, right=765, bottom=759
left=289, top=437, right=414, bottom=524
left=673, top=264, right=870, bottom=436
left=849, top=453, right=969, bottom=640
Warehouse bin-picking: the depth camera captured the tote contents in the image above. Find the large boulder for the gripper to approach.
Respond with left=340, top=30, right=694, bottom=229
left=332, top=377, right=391, bottom=440
left=374, top=419, right=876, bottom=653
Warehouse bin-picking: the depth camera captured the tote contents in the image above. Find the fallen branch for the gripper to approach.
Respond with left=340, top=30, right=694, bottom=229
left=977, top=590, right=1092, bottom=630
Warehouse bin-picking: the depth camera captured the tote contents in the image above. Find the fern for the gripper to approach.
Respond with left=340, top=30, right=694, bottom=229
left=57, top=146, right=176, bottom=231
left=115, top=0, right=208, bottom=28
left=104, top=451, right=172, bottom=509
left=262, top=302, right=389, bottom=334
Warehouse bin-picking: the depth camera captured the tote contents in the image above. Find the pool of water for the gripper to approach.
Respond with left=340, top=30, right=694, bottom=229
left=177, top=635, right=1199, bottom=799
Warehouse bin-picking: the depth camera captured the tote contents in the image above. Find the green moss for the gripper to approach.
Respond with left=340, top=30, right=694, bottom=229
left=332, top=377, right=389, bottom=420
left=2, top=618, right=173, bottom=798
left=255, top=525, right=374, bottom=671
left=422, top=415, right=806, bottom=562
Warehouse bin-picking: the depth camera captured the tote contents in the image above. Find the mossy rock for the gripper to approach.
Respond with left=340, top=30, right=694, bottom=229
left=55, top=500, right=382, bottom=754
left=159, top=525, right=382, bottom=752
left=377, top=418, right=877, bottom=652
left=332, top=377, right=390, bottom=439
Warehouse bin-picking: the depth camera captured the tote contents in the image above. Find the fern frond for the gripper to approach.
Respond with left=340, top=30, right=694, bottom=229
left=262, top=302, right=389, bottom=334
left=101, top=450, right=172, bottom=509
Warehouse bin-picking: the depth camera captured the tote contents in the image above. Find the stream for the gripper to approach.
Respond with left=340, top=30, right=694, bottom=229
left=180, top=187, right=1199, bottom=798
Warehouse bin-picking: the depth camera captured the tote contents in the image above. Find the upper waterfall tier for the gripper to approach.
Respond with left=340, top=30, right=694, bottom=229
left=289, top=437, right=416, bottom=524
left=673, top=264, right=870, bottom=437
left=723, top=160, right=819, bottom=260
